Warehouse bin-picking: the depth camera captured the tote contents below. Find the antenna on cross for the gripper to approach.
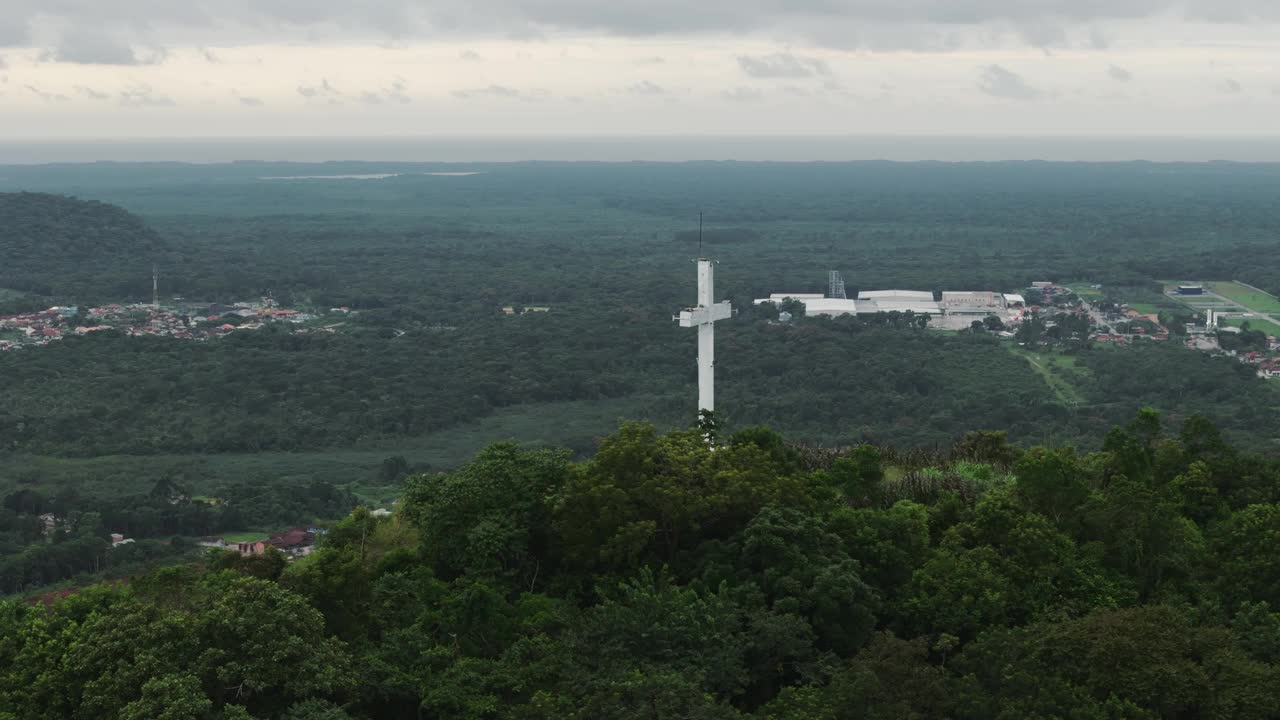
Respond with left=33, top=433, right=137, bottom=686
left=698, top=211, right=704, bottom=257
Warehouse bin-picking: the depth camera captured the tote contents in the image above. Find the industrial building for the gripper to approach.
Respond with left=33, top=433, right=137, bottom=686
left=856, top=290, right=935, bottom=302
left=861, top=299, right=943, bottom=315
left=753, top=294, right=942, bottom=317
left=941, top=291, right=1006, bottom=314
left=759, top=293, right=826, bottom=302
left=791, top=298, right=861, bottom=316
left=1177, top=285, right=1205, bottom=296
left=754, top=274, right=1012, bottom=323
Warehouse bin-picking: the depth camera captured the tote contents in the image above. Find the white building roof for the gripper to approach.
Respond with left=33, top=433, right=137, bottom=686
left=861, top=300, right=943, bottom=315
left=1003, top=293, right=1026, bottom=305
left=767, top=293, right=825, bottom=300
left=857, top=289, right=935, bottom=302
left=942, top=291, right=1002, bottom=304
left=796, top=298, right=861, bottom=316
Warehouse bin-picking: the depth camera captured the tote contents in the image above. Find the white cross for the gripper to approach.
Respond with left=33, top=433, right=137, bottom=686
left=675, top=259, right=732, bottom=415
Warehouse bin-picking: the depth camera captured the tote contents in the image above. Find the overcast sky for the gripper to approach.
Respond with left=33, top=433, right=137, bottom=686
left=1, top=0, right=1278, bottom=138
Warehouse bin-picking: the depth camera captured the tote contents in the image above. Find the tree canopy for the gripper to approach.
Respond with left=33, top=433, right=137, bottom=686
left=5, top=413, right=1280, bottom=719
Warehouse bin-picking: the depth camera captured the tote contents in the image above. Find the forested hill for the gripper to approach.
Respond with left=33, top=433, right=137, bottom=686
left=0, top=192, right=166, bottom=299
left=7, top=413, right=1280, bottom=719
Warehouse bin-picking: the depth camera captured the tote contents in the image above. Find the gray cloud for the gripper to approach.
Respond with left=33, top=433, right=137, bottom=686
left=361, top=79, right=411, bottom=104
left=636, top=56, right=666, bottom=65
left=360, top=81, right=409, bottom=104
left=40, top=30, right=162, bottom=65
left=627, top=80, right=665, bottom=95
left=75, top=85, right=111, bottom=100
left=453, top=84, right=532, bottom=99
left=0, top=19, right=28, bottom=47
left=978, top=64, right=1040, bottom=100
left=1014, top=20, right=1067, bottom=48
left=25, top=85, right=69, bottom=103
left=298, top=78, right=343, bottom=102
left=202, top=48, right=222, bottom=63
left=722, top=86, right=763, bottom=102
left=1217, top=77, right=1242, bottom=94
left=1108, top=64, right=1132, bottom=82
left=738, top=53, right=830, bottom=78
left=5, top=1, right=1278, bottom=52
left=459, top=50, right=482, bottom=61
left=239, top=96, right=264, bottom=106
left=119, top=84, right=175, bottom=107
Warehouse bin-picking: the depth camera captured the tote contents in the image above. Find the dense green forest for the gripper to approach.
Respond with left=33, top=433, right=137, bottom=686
left=0, top=192, right=167, bottom=300
left=3, top=312, right=1277, bottom=457
left=5, top=162, right=1280, bottom=716
left=4, top=162, right=1280, bottom=598
left=7, top=414, right=1280, bottom=718
left=2, top=175, right=1279, bottom=461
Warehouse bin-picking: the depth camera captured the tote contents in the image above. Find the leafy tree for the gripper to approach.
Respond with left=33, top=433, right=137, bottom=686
left=401, top=443, right=570, bottom=586
left=119, top=674, right=211, bottom=720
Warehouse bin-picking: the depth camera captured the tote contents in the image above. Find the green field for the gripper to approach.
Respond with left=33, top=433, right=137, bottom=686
left=0, top=395, right=674, bottom=500
left=1221, top=315, right=1280, bottom=330
left=1209, top=282, right=1280, bottom=315
left=1066, top=283, right=1104, bottom=301
left=1008, top=347, right=1089, bottom=405
left=220, top=531, right=267, bottom=543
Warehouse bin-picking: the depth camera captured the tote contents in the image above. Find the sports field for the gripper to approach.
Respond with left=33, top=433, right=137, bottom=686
left=1066, top=283, right=1104, bottom=301
left=1209, top=282, right=1280, bottom=314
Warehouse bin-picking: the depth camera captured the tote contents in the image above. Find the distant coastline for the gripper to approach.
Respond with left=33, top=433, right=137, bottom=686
left=4, top=135, right=1280, bottom=164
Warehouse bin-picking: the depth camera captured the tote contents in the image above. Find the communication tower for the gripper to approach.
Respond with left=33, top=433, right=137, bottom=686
left=828, top=270, right=847, bottom=299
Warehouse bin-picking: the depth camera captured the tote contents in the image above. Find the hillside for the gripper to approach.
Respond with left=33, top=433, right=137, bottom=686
left=5, top=413, right=1280, bottom=719
left=0, top=192, right=165, bottom=300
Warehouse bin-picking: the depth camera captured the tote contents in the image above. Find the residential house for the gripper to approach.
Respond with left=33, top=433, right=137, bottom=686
left=236, top=541, right=268, bottom=556
left=267, top=528, right=317, bottom=557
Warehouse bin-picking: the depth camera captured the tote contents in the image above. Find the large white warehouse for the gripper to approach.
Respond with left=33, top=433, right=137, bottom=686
left=857, top=289, right=935, bottom=302
left=863, top=299, right=943, bottom=315
left=941, top=291, right=1005, bottom=314
left=755, top=285, right=1013, bottom=319
left=753, top=294, right=941, bottom=317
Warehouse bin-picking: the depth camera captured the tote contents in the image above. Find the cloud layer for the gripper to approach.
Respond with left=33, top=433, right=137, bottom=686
left=1, top=1, right=1278, bottom=138
left=7, top=0, right=1280, bottom=55
left=978, top=65, right=1040, bottom=101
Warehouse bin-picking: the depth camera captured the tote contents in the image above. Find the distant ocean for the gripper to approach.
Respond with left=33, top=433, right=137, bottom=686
left=3, top=136, right=1280, bottom=164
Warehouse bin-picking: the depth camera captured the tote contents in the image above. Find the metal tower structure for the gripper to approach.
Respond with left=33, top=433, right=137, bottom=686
left=152, top=264, right=159, bottom=308
left=675, top=257, right=732, bottom=418
left=828, top=270, right=847, bottom=299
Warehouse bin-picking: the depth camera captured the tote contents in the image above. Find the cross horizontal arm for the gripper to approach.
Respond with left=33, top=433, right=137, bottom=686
left=676, top=301, right=732, bottom=327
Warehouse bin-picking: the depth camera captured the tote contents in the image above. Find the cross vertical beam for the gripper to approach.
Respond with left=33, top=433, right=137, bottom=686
left=676, top=259, right=732, bottom=416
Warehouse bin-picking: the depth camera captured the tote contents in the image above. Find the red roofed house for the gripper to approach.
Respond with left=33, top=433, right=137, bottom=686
left=267, top=528, right=316, bottom=557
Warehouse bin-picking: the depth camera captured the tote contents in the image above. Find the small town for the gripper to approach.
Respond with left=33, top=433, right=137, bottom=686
left=0, top=298, right=353, bottom=351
